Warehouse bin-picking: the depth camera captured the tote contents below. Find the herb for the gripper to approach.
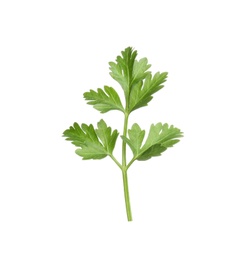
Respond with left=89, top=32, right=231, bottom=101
left=63, top=47, right=183, bottom=221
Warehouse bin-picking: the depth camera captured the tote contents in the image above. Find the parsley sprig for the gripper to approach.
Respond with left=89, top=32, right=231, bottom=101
left=63, top=47, right=183, bottom=221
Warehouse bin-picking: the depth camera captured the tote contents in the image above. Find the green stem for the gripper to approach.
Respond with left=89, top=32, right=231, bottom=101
left=109, top=154, right=122, bottom=170
left=122, top=112, right=128, bottom=166
left=122, top=168, right=132, bottom=221
left=122, top=112, right=132, bottom=221
left=127, top=157, right=136, bottom=170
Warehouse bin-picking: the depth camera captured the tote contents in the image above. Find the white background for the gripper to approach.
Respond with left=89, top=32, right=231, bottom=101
left=0, top=0, right=243, bottom=259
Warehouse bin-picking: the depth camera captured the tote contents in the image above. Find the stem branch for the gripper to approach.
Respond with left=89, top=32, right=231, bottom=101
left=127, top=157, right=136, bottom=170
left=109, top=154, right=122, bottom=170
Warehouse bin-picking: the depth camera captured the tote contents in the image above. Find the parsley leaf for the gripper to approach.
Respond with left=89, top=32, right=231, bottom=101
left=83, top=86, right=124, bottom=113
left=63, top=119, right=118, bottom=160
left=108, top=47, right=167, bottom=113
left=128, top=72, right=168, bottom=112
left=109, top=47, right=137, bottom=98
left=131, top=57, right=151, bottom=86
left=96, top=119, right=119, bottom=154
left=121, top=123, right=145, bottom=157
left=138, top=123, right=182, bottom=161
left=62, top=122, right=86, bottom=147
left=122, top=123, right=183, bottom=162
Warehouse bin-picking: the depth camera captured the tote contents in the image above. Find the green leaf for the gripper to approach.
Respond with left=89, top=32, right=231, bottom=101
left=131, top=57, right=151, bottom=85
left=122, top=122, right=183, bottom=162
left=137, top=144, right=167, bottom=161
left=109, top=47, right=137, bottom=97
left=128, top=72, right=168, bottom=112
left=108, top=47, right=167, bottom=114
left=138, top=123, right=183, bottom=161
left=62, top=122, right=86, bottom=147
left=63, top=120, right=119, bottom=160
left=83, top=86, right=124, bottom=113
left=75, top=143, right=107, bottom=160
left=142, top=123, right=182, bottom=149
left=74, top=123, right=107, bottom=160
left=96, top=119, right=119, bottom=154
left=121, top=124, right=145, bottom=157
